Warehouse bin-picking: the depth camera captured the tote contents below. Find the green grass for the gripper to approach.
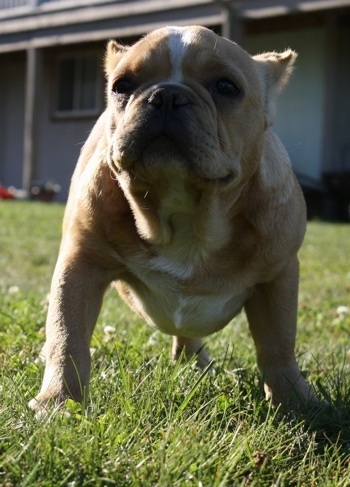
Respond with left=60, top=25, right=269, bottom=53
left=0, top=200, right=349, bottom=486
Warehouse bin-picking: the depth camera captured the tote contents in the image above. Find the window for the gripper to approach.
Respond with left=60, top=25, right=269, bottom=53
left=54, top=52, right=102, bottom=118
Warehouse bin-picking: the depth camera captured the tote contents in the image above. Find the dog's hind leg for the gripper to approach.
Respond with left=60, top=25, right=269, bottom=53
left=172, top=336, right=211, bottom=369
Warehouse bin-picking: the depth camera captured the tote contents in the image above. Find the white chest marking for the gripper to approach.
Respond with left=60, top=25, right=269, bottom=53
left=132, top=285, right=247, bottom=337
left=167, top=26, right=194, bottom=82
left=173, top=297, right=186, bottom=329
left=171, top=294, right=242, bottom=332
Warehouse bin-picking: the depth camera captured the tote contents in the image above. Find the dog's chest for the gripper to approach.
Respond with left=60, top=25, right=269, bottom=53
left=115, top=179, right=250, bottom=336
left=118, top=248, right=249, bottom=337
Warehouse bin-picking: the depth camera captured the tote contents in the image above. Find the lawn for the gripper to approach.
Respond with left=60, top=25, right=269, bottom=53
left=0, top=200, right=349, bottom=486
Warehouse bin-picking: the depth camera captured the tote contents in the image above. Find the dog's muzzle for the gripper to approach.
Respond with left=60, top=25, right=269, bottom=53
left=113, top=83, right=235, bottom=184
left=147, top=84, right=191, bottom=110
left=142, top=84, right=193, bottom=142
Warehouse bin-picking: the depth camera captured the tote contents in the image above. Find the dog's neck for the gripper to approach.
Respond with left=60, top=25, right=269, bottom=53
left=118, top=171, right=233, bottom=257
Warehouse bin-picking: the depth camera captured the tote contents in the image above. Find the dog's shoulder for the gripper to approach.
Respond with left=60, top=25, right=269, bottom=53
left=62, top=111, right=133, bottom=245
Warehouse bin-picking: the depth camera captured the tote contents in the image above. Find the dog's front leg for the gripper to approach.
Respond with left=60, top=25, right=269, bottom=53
left=29, top=253, right=108, bottom=411
left=245, top=257, right=316, bottom=406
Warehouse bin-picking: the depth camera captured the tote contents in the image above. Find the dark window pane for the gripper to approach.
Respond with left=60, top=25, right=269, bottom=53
left=57, top=58, right=75, bottom=111
left=79, top=55, right=98, bottom=110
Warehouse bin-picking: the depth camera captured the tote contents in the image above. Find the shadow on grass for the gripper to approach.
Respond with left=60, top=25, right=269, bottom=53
left=302, top=384, right=350, bottom=449
left=215, top=349, right=350, bottom=455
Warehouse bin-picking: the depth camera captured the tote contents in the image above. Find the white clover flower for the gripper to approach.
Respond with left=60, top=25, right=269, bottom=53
left=103, top=325, right=116, bottom=335
left=336, top=306, right=349, bottom=316
left=8, top=285, right=20, bottom=294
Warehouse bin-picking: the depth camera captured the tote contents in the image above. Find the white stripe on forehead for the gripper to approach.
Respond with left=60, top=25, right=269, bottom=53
left=166, top=26, right=195, bottom=82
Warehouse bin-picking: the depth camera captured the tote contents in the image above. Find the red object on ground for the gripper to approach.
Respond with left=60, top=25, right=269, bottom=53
left=0, top=185, right=15, bottom=199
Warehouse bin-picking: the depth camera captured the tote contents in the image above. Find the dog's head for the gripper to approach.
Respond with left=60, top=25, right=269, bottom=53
left=103, top=26, right=296, bottom=243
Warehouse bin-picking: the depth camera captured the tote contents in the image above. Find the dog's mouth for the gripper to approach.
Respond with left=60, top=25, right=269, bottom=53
left=113, top=133, right=236, bottom=188
left=134, top=137, right=236, bottom=186
left=116, top=165, right=236, bottom=196
left=203, top=173, right=235, bottom=185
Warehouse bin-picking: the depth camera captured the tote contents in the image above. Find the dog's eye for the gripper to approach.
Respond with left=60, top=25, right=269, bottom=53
left=112, top=78, right=134, bottom=95
left=214, top=79, right=240, bottom=96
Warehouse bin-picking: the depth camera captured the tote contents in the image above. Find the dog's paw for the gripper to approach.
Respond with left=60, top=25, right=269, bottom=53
left=264, top=374, right=318, bottom=409
left=28, top=391, right=67, bottom=419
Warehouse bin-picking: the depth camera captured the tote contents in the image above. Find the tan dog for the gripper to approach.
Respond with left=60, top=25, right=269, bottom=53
left=29, top=25, right=316, bottom=412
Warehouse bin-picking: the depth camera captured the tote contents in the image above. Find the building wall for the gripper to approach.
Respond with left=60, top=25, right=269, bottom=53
left=330, top=24, right=350, bottom=174
left=0, top=48, right=102, bottom=200
left=37, top=117, right=96, bottom=201
left=36, top=52, right=100, bottom=201
left=0, top=58, right=25, bottom=188
left=246, top=28, right=327, bottom=182
left=37, top=27, right=330, bottom=200
left=0, top=25, right=333, bottom=200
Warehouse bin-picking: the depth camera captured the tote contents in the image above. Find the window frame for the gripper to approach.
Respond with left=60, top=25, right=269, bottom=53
left=52, top=49, right=103, bottom=120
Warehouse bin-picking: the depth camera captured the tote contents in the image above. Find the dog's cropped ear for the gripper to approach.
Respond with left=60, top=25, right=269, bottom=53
left=254, top=50, right=297, bottom=127
left=104, top=40, right=129, bottom=78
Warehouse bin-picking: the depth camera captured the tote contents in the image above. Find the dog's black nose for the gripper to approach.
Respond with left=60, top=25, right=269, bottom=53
left=147, top=86, right=191, bottom=110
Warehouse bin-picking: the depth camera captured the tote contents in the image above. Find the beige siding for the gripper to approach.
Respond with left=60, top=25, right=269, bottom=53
left=246, top=28, right=327, bottom=181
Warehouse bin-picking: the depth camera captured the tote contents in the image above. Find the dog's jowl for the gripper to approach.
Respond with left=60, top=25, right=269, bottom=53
left=29, top=26, right=316, bottom=412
